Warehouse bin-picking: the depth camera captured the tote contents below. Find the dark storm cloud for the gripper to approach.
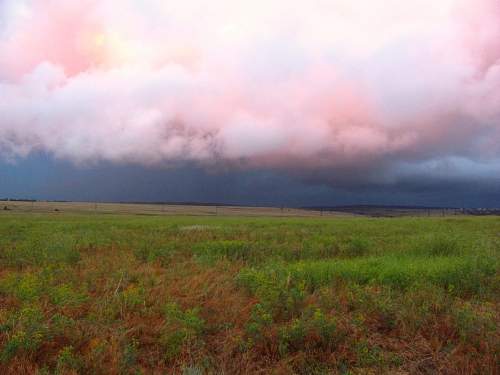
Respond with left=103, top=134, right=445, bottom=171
left=1, top=155, right=499, bottom=208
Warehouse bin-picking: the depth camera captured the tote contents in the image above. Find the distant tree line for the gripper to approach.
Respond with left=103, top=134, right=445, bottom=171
left=1, top=198, right=37, bottom=202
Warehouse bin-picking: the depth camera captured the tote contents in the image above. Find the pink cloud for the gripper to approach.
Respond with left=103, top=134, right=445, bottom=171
left=0, top=0, right=499, bottom=178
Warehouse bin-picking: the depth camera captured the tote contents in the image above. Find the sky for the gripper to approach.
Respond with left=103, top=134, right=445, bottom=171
left=0, top=0, right=499, bottom=207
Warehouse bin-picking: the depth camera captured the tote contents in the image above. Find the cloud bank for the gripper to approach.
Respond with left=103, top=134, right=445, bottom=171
left=0, top=0, right=499, bottom=185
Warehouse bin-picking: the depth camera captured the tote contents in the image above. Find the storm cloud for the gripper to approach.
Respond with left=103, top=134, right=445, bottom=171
left=0, top=0, right=499, bottom=189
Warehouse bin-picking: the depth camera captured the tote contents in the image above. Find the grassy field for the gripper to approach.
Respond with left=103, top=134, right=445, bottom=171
left=0, top=212, right=498, bottom=374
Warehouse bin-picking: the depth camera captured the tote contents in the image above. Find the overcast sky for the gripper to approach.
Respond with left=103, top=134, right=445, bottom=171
left=0, top=0, right=499, bottom=207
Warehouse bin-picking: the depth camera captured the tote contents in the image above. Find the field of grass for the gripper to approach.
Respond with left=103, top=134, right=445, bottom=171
left=0, top=212, right=498, bottom=374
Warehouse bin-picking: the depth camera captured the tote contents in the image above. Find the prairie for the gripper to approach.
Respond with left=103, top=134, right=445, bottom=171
left=0, top=211, right=498, bottom=374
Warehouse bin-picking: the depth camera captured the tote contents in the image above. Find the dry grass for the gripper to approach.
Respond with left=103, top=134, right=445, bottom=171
left=0, top=200, right=354, bottom=218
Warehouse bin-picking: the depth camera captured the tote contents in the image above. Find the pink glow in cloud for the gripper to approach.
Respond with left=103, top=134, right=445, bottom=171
left=0, top=0, right=499, bottom=175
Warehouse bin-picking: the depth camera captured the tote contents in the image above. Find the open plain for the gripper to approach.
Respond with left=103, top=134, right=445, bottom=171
left=0, top=209, right=498, bottom=374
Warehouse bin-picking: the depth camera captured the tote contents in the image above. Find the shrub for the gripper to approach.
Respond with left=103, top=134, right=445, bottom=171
left=133, top=243, right=178, bottom=264
left=49, top=284, right=88, bottom=307
left=182, top=366, right=204, bottom=375
left=120, top=285, right=146, bottom=309
left=355, top=340, right=384, bottom=367
left=278, top=308, right=339, bottom=356
left=278, top=318, right=307, bottom=356
left=411, top=234, right=462, bottom=257
left=0, top=272, right=45, bottom=302
left=246, top=303, right=273, bottom=343
left=453, top=302, right=497, bottom=345
left=56, top=346, right=83, bottom=374
left=342, top=236, right=372, bottom=257
left=0, top=306, right=48, bottom=362
left=297, top=236, right=341, bottom=260
left=310, top=308, right=339, bottom=345
left=51, top=313, right=76, bottom=336
left=0, top=272, right=87, bottom=307
left=160, top=303, right=205, bottom=360
left=395, top=283, right=450, bottom=333
left=237, top=264, right=307, bottom=319
left=193, top=240, right=252, bottom=263
left=121, top=339, right=139, bottom=370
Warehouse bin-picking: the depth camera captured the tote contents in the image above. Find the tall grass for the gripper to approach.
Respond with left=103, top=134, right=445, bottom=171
left=239, top=253, right=497, bottom=296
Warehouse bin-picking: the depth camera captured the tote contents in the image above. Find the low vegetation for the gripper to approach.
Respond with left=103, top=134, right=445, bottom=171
left=0, top=212, right=498, bottom=374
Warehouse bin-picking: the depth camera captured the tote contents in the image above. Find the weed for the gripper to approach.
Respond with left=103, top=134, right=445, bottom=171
left=453, top=302, right=497, bottom=344
left=245, top=303, right=273, bottom=343
left=411, top=234, right=462, bottom=257
left=238, top=264, right=307, bottom=319
left=55, top=346, right=83, bottom=374
left=121, top=338, right=139, bottom=371
left=355, top=340, right=384, bottom=367
left=193, top=240, right=251, bottom=263
left=161, top=303, right=205, bottom=360
left=278, top=308, right=340, bottom=356
left=133, top=242, right=178, bottom=265
left=51, top=313, right=76, bottom=336
left=182, top=365, right=204, bottom=375
left=49, top=284, right=87, bottom=307
left=0, top=306, right=48, bottom=362
left=120, top=285, right=146, bottom=310
left=0, top=272, right=45, bottom=302
left=343, top=236, right=372, bottom=257
left=396, top=283, right=451, bottom=333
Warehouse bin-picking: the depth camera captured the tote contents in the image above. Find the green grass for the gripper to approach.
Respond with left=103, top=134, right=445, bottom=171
left=0, top=212, right=498, bottom=374
left=238, top=253, right=497, bottom=296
